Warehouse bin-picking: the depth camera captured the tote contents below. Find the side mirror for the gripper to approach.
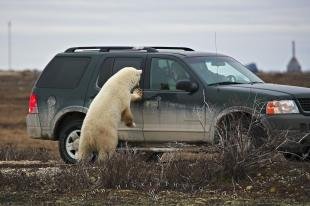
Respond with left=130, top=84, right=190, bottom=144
left=176, top=80, right=198, bottom=92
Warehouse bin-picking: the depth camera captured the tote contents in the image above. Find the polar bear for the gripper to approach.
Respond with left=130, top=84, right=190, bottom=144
left=78, top=67, right=142, bottom=163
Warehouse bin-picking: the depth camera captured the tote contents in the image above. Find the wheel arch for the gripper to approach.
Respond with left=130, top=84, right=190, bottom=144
left=52, top=106, right=87, bottom=140
left=210, top=106, right=270, bottom=143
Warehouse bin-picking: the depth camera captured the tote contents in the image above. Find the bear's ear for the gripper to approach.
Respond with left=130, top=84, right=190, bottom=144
left=137, top=70, right=142, bottom=74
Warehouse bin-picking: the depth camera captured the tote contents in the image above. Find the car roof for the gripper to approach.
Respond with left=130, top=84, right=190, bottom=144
left=60, top=46, right=228, bottom=58
left=156, top=51, right=228, bottom=58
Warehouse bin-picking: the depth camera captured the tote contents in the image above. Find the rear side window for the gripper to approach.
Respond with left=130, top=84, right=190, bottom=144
left=97, top=57, right=143, bottom=88
left=112, top=57, right=143, bottom=73
left=97, top=58, right=114, bottom=88
left=37, top=56, right=90, bottom=89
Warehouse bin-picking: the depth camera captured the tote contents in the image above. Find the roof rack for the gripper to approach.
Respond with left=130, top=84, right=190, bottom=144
left=151, top=46, right=194, bottom=51
left=64, top=46, right=194, bottom=53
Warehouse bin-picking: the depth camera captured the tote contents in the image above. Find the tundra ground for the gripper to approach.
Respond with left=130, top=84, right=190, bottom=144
left=0, top=70, right=309, bottom=205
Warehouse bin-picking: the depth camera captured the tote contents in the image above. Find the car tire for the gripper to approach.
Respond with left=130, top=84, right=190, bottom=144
left=58, top=119, right=83, bottom=164
left=305, top=147, right=310, bottom=161
left=283, top=146, right=310, bottom=161
left=283, top=153, right=299, bottom=161
left=216, top=113, right=268, bottom=154
left=141, top=152, right=163, bottom=162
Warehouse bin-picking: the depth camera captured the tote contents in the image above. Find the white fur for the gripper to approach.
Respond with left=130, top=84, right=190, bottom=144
left=78, top=67, right=142, bottom=162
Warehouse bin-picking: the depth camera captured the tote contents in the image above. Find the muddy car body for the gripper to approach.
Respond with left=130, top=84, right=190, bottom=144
left=26, top=46, right=310, bottom=163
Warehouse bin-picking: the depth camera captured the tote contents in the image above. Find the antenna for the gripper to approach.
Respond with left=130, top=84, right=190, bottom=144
left=8, top=21, right=12, bottom=70
left=214, top=32, right=218, bottom=55
left=214, top=31, right=219, bottom=83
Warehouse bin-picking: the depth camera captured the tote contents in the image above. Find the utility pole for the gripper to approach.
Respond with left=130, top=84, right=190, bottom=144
left=8, top=21, right=12, bottom=70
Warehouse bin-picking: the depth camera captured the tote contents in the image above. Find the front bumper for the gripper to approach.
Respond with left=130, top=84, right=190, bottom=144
left=264, top=113, right=310, bottom=141
left=265, top=113, right=310, bottom=132
left=263, top=114, right=310, bottom=157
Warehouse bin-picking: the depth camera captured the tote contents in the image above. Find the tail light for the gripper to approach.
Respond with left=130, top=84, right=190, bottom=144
left=28, top=93, right=38, bottom=113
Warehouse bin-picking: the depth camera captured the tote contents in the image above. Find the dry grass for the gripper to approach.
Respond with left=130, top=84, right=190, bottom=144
left=0, top=147, right=309, bottom=203
left=0, top=71, right=59, bottom=158
left=258, top=72, right=310, bottom=88
left=0, top=70, right=309, bottom=204
left=0, top=70, right=309, bottom=157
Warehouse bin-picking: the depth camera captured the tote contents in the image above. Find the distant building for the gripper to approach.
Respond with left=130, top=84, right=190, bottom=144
left=287, top=41, right=302, bottom=73
left=245, top=63, right=259, bottom=73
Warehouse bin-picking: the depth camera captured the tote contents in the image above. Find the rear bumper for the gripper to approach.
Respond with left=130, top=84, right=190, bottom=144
left=26, top=113, right=42, bottom=138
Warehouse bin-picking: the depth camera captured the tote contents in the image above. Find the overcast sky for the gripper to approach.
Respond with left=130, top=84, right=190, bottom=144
left=0, top=0, right=309, bottom=72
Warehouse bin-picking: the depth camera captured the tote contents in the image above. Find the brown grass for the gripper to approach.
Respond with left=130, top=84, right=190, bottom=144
left=258, top=72, right=310, bottom=88
left=0, top=70, right=309, bottom=203
left=0, top=70, right=309, bottom=161
left=0, top=71, right=59, bottom=159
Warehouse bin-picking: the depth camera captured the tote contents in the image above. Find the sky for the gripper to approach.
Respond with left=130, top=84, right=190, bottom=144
left=0, top=0, right=309, bottom=72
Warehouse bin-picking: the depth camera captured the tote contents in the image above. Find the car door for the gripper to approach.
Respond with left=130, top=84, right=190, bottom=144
left=142, top=54, right=207, bottom=142
left=85, top=54, right=146, bottom=142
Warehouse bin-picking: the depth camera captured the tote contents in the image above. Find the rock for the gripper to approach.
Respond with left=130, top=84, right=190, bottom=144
left=246, top=186, right=253, bottom=191
left=270, top=186, right=276, bottom=193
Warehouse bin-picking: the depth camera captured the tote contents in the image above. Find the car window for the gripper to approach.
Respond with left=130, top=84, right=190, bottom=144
left=97, top=57, right=143, bottom=88
left=186, top=56, right=263, bottom=85
left=150, top=58, right=190, bottom=91
left=36, top=56, right=90, bottom=89
left=112, top=57, right=143, bottom=74
left=97, top=58, right=114, bottom=88
left=206, top=61, right=251, bottom=82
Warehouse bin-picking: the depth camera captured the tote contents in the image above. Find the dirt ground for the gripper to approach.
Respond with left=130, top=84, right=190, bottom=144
left=0, top=70, right=59, bottom=159
left=0, top=70, right=309, bottom=205
left=1, top=71, right=310, bottom=159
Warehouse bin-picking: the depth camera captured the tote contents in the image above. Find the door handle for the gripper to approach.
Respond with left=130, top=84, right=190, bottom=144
left=155, top=96, right=162, bottom=109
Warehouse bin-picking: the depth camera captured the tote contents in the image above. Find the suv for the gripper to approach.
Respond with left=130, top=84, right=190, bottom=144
left=26, top=46, right=310, bottom=163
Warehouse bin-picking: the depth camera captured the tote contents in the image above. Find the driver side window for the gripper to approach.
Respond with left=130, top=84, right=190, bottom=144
left=150, top=58, right=190, bottom=90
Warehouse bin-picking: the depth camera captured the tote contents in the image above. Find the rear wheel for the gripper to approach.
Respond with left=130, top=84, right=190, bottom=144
left=58, top=119, right=82, bottom=164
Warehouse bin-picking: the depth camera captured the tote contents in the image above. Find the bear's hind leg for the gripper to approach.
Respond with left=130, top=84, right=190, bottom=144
left=96, top=127, right=118, bottom=163
left=78, top=142, right=94, bottom=163
left=97, top=149, right=116, bottom=163
left=121, top=107, right=136, bottom=127
left=97, top=150, right=108, bottom=163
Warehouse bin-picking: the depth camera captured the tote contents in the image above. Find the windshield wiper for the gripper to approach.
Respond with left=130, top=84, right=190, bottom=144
left=250, top=81, right=264, bottom=84
left=208, top=81, right=244, bottom=86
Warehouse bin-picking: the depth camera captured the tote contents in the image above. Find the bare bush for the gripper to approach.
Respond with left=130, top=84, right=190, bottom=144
left=215, top=111, right=283, bottom=180
left=0, top=144, right=54, bottom=162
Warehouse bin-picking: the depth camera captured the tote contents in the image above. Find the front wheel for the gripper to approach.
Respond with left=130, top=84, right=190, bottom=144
left=215, top=113, right=269, bottom=156
left=59, top=120, right=82, bottom=164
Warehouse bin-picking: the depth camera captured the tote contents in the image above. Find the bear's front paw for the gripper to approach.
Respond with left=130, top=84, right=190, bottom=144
left=126, top=121, right=136, bottom=128
left=132, top=88, right=143, bottom=100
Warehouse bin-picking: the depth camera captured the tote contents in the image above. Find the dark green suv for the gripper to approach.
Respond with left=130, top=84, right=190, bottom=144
left=26, top=46, right=310, bottom=163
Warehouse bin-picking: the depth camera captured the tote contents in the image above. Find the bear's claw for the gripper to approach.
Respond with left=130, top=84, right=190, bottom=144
left=132, top=88, right=143, bottom=100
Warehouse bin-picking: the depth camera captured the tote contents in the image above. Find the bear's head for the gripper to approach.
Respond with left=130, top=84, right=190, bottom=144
left=117, top=67, right=142, bottom=89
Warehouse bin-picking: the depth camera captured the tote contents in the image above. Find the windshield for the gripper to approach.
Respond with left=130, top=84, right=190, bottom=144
left=185, top=56, right=264, bottom=85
